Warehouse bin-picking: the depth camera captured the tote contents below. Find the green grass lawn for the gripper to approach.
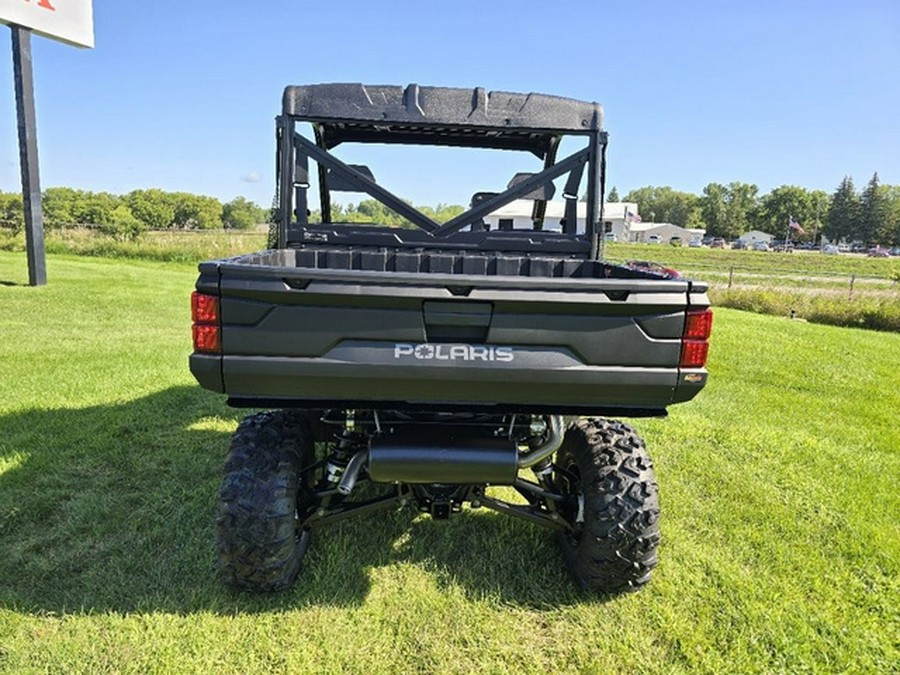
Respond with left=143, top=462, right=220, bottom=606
left=0, top=227, right=269, bottom=264
left=604, top=243, right=900, bottom=332
left=605, top=242, right=900, bottom=279
left=0, top=250, right=897, bottom=673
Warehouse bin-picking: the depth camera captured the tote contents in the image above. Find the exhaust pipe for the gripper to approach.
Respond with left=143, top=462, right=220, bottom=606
left=517, top=415, right=565, bottom=468
left=337, top=449, right=369, bottom=495
left=340, top=416, right=566, bottom=492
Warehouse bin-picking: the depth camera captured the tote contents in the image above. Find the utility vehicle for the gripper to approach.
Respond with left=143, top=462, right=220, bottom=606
left=189, top=83, right=712, bottom=593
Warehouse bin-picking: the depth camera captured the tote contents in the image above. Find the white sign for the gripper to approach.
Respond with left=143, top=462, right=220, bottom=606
left=1, top=0, right=94, bottom=48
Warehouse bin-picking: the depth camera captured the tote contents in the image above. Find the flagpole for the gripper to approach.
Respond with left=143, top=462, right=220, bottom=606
left=814, top=199, right=820, bottom=247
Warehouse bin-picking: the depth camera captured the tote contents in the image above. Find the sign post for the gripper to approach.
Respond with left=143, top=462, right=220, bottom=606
left=2, top=1, right=94, bottom=286
left=11, top=26, right=45, bottom=285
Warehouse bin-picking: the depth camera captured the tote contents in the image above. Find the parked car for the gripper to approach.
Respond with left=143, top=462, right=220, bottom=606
left=838, top=243, right=851, bottom=253
left=823, top=244, right=839, bottom=255
left=669, top=236, right=683, bottom=247
left=890, top=247, right=900, bottom=257
left=710, top=238, right=726, bottom=249
left=688, top=238, right=703, bottom=248
left=753, top=241, right=770, bottom=252
left=867, top=247, right=889, bottom=258
left=731, top=240, right=748, bottom=250
left=647, top=234, right=661, bottom=244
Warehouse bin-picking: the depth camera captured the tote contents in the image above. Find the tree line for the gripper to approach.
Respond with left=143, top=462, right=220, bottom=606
left=610, top=173, right=900, bottom=245
left=3, top=176, right=898, bottom=246
left=325, top=200, right=464, bottom=226
left=0, top=188, right=268, bottom=239
left=0, top=189, right=466, bottom=239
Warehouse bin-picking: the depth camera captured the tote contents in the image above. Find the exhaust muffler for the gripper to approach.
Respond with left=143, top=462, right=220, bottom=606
left=368, top=426, right=519, bottom=485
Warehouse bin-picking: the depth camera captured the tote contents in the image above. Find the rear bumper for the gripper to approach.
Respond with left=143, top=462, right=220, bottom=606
left=191, top=340, right=705, bottom=414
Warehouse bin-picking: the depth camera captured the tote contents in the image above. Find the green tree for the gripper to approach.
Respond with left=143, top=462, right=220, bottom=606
left=73, top=191, right=120, bottom=226
left=807, top=190, right=830, bottom=244
left=724, top=182, right=759, bottom=235
left=825, top=176, right=859, bottom=244
left=0, top=192, right=24, bottom=232
left=355, top=199, right=403, bottom=225
left=42, top=187, right=80, bottom=227
left=859, top=173, right=892, bottom=245
left=334, top=199, right=411, bottom=227
left=883, top=184, right=900, bottom=246
left=172, top=193, right=223, bottom=229
left=607, top=186, right=620, bottom=202
left=699, top=182, right=760, bottom=238
left=756, top=185, right=816, bottom=238
left=700, top=183, right=728, bottom=237
left=100, top=204, right=146, bottom=241
left=41, top=188, right=120, bottom=226
left=419, top=203, right=464, bottom=224
left=223, top=197, right=265, bottom=230
left=126, top=189, right=176, bottom=230
left=622, top=186, right=701, bottom=228
left=330, top=201, right=463, bottom=229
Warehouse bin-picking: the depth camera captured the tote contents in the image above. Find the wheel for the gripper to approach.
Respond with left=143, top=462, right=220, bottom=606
left=554, top=418, right=660, bottom=593
left=216, top=410, right=315, bottom=591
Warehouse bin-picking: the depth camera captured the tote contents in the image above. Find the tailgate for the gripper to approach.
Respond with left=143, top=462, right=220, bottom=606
left=190, top=260, right=709, bottom=414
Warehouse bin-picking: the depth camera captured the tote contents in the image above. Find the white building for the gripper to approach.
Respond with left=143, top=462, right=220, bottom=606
left=484, top=200, right=704, bottom=243
left=739, top=230, right=774, bottom=245
left=484, top=199, right=638, bottom=238
left=627, top=222, right=706, bottom=244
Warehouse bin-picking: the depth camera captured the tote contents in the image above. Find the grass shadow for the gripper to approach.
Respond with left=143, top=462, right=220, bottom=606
left=0, top=386, right=247, bottom=614
left=288, top=492, right=604, bottom=611
left=0, top=388, right=606, bottom=615
left=390, top=508, right=605, bottom=608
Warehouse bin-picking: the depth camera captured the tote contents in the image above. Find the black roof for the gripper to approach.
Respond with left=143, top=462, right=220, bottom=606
left=282, top=83, right=603, bottom=155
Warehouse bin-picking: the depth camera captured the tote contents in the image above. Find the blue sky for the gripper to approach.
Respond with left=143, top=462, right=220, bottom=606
left=1, top=0, right=898, bottom=209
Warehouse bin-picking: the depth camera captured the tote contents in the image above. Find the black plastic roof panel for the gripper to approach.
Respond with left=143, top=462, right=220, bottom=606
left=282, top=83, right=604, bottom=154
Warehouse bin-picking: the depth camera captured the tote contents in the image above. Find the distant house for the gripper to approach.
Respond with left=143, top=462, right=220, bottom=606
left=484, top=199, right=638, bottom=240
left=739, top=230, right=774, bottom=245
left=628, top=222, right=706, bottom=244
left=484, top=200, right=704, bottom=243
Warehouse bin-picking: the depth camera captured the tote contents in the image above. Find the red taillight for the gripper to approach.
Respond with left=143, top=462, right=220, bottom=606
left=193, top=324, right=221, bottom=353
left=683, top=308, right=713, bottom=340
left=191, top=291, right=221, bottom=354
left=191, top=291, right=219, bottom=324
left=680, top=340, right=710, bottom=369
left=681, top=308, right=712, bottom=368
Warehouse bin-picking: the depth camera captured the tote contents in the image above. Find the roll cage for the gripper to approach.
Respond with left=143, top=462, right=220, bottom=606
left=275, top=83, right=609, bottom=258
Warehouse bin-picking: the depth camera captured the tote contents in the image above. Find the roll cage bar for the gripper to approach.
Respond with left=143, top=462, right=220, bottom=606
left=275, top=84, right=608, bottom=258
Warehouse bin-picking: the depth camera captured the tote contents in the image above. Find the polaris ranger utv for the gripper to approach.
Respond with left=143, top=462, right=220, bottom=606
left=189, top=83, right=712, bottom=593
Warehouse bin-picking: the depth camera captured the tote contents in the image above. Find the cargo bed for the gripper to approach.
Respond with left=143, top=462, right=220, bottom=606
left=190, top=236, right=709, bottom=415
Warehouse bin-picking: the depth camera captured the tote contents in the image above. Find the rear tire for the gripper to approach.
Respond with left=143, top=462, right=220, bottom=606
left=216, top=410, right=315, bottom=591
left=555, top=418, right=660, bottom=593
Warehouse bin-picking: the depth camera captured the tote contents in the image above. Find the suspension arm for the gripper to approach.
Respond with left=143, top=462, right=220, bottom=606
left=477, top=495, right=572, bottom=532
left=301, top=487, right=411, bottom=529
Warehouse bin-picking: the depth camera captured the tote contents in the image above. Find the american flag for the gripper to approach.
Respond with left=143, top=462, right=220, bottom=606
left=789, top=216, right=804, bottom=234
left=626, top=210, right=642, bottom=223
